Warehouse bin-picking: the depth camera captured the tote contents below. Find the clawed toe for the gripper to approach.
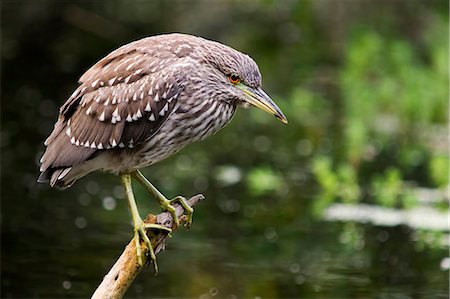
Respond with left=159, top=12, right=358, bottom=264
left=168, top=196, right=194, bottom=228
left=134, top=221, right=172, bottom=273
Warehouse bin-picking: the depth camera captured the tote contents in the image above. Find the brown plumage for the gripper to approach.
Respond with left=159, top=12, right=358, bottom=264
left=38, top=33, right=287, bottom=188
left=38, top=33, right=288, bottom=270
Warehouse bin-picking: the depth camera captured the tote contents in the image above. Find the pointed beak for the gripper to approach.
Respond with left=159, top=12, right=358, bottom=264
left=238, top=85, right=288, bottom=124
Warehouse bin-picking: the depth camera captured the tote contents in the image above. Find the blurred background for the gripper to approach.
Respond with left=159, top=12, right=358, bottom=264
left=1, top=1, right=448, bottom=298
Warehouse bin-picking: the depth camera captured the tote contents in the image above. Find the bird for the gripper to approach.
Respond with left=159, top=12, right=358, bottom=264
left=38, top=33, right=287, bottom=271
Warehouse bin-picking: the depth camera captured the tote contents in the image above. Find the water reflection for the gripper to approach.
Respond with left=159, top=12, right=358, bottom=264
left=325, top=203, right=449, bottom=232
left=2, top=191, right=448, bottom=298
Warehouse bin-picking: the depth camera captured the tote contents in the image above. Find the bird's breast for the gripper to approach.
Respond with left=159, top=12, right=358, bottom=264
left=129, top=100, right=236, bottom=170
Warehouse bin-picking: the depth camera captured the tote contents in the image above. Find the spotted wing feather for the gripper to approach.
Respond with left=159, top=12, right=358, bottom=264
left=40, top=45, right=182, bottom=185
left=67, top=73, right=179, bottom=149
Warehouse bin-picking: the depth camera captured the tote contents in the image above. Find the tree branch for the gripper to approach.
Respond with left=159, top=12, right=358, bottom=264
left=91, top=194, right=205, bottom=299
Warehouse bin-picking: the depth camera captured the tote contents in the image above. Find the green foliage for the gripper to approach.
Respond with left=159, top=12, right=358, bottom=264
left=429, top=155, right=450, bottom=187
left=312, top=156, right=360, bottom=214
left=371, top=168, right=404, bottom=208
left=313, top=15, right=448, bottom=213
left=246, top=166, right=283, bottom=196
left=341, top=28, right=447, bottom=162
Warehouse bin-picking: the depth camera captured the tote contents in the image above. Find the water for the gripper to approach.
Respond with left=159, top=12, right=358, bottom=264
left=2, top=177, right=448, bottom=298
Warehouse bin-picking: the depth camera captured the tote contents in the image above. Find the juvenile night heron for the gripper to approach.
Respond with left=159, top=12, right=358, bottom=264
left=38, top=33, right=287, bottom=270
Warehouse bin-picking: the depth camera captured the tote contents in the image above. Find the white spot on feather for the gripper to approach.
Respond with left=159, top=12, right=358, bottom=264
left=85, top=141, right=90, bottom=147
left=98, top=143, right=104, bottom=149
left=91, top=79, right=100, bottom=88
left=108, top=77, right=117, bottom=85
left=149, top=113, right=155, bottom=121
left=124, top=75, right=132, bottom=84
left=144, top=102, right=151, bottom=112
left=111, top=139, right=117, bottom=147
left=66, top=127, right=71, bottom=136
left=119, top=142, right=125, bottom=148
left=91, top=142, right=96, bottom=149
left=126, top=114, right=133, bottom=122
left=86, top=106, right=92, bottom=115
left=70, top=137, right=76, bottom=144
left=70, top=89, right=80, bottom=99
left=58, top=168, right=72, bottom=180
left=136, top=109, right=142, bottom=118
left=98, top=111, right=105, bottom=121
left=154, top=93, right=159, bottom=102
left=111, top=107, right=121, bottom=123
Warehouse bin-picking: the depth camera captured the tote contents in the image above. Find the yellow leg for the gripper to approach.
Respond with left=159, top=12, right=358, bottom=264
left=120, top=173, right=171, bottom=273
left=131, top=170, right=194, bottom=228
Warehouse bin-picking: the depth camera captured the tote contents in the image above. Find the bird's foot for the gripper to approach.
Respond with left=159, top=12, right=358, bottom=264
left=161, top=196, right=194, bottom=228
left=133, top=219, right=172, bottom=273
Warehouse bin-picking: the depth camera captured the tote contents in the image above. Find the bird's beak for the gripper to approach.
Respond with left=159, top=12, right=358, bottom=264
left=238, top=85, right=288, bottom=124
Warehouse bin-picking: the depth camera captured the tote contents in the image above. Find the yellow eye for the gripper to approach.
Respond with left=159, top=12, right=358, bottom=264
left=228, top=74, right=240, bottom=84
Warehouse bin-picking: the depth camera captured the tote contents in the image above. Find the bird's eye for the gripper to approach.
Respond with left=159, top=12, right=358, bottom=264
left=228, top=74, right=240, bottom=84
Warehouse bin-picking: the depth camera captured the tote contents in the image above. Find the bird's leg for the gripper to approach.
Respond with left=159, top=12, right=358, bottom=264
left=131, top=170, right=194, bottom=228
left=120, top=173, right=171, bottom=272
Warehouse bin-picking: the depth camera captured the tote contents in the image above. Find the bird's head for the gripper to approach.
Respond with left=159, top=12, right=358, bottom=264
left=193, top=38, right=288, bottom=124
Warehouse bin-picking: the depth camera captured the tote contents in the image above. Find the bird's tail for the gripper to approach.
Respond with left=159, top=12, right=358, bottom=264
left=38, top=166, right=91, bottom=189
left=38, top=118, right=98, bottom=189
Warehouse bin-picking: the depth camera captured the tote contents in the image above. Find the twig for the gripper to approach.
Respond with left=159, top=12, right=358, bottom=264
left=91, top=194, right=205, bottom=299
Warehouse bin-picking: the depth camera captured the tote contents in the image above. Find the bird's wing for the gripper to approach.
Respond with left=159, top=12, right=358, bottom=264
left=47, top=50, right=182, bottom=151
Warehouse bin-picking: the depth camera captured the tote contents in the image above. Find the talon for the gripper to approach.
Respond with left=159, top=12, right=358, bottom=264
left=169, top=196, right=194, bottom=228
left=133, top=220, right=171, bottom=273
left=162, top=203, right=180, bottom=228
left=143, top=223, right=172, bottom=234
left=159, top=196, right=194, bottom=229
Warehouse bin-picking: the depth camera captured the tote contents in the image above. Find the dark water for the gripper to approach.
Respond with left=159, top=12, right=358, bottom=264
left=2, top=173, right=448, bottom=298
